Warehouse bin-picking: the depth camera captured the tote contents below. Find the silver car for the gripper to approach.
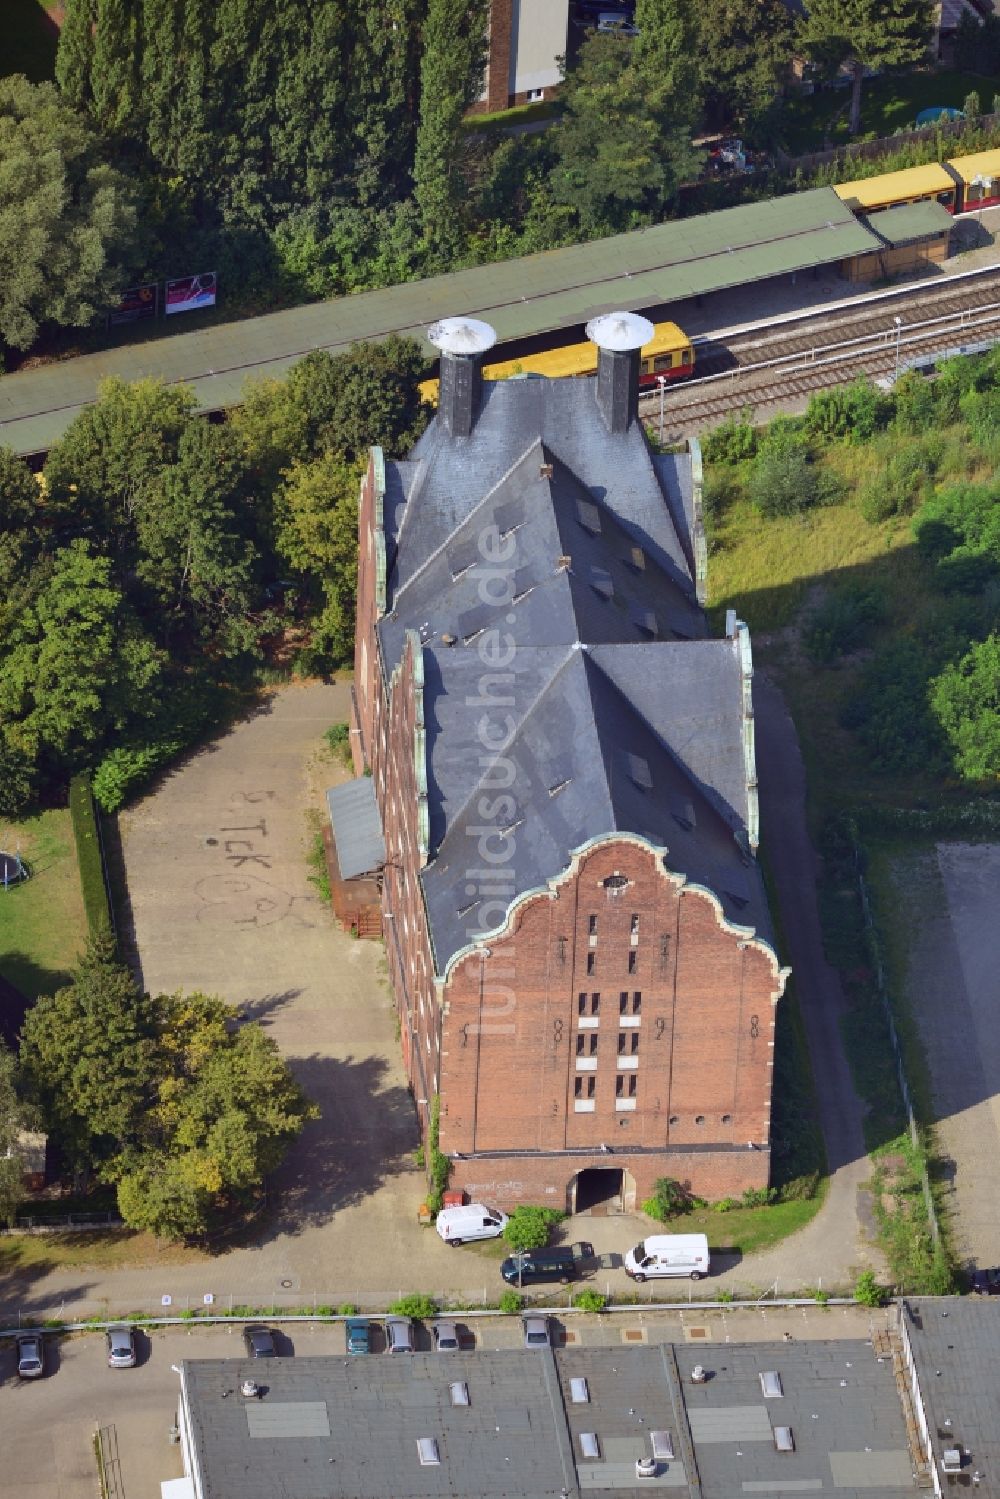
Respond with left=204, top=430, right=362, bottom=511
left=16, top=1332, right=44, bottom=1379
left=432, top=1319, right=460, bottom=1352
left=522, top=1315, right=551, bottom=1349
left=384, top=1316, right=414, bottom=1353
left=105, top=1325, right=137, bottom=1369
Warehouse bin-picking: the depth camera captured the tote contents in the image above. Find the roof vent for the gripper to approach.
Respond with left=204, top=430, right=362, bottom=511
left=636, top=1457, right=658, bottom=1479
left=449, top=1381, right=470, bottom=1407
left=580, top=1433, right=601, bottom=1460
left=774, top=1426, right=795, bottom=1453
left=427, top=317, right=497, bottom=439
left=942, top=1448, right=963, bottom=1474
left=623, top=752, right=652, bottom=791
left=540, top=462, right=554, bottom=479
left=591, top=566, right=614, bottom=601
left=570, top=1377, right=590, bottom=1404
left=417, top=1437, right=441, bottom=1467
left=440, top=632, right=456, bottom=646
left=760, top=1370, right=784, bottom=1398
left=240, top=1380, right=259, bottom=1399
left=587, top=311, right=654, bottom=435
left=556, top=554, right=572, bottom=571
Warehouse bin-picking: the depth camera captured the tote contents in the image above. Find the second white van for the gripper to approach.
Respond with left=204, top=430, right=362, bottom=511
left=435, top=1203, right=508, bottom=1246
left=624, top=1233, right=710, bottom=1281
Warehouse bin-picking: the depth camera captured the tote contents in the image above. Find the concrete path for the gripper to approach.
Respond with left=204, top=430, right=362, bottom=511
left=894, top=843, right=1000, bottom=1271
left=752, top=674, right=886, bottom=1286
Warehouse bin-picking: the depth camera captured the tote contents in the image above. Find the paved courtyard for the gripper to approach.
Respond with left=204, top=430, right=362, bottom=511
left=892, top=842, right=1000, bottom=1271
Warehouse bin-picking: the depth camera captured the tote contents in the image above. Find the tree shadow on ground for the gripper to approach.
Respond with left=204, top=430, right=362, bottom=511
left=251, top=1054, right=420, bottom=1244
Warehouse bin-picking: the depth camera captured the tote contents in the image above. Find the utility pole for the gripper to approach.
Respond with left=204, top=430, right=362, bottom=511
left=657, top=375, right=666, bottom=445
left=893, top=316, right=902, bottom=382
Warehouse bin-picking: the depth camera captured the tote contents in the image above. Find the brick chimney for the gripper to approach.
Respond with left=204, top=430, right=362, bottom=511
left=427, top=317, right=498, bottom=438
left=586, top=311, right=655, bottom=435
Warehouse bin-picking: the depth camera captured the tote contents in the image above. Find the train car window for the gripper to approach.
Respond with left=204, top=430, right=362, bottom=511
left=653, top=355, right=673, bottom=372
left=640, top=358, right=652, bottom=374
left=680, top=349, right=692, bottom=364
left=938, top=190, right=955, bottom=206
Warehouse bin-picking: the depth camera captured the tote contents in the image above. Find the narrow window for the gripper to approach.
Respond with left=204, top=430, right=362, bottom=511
left=619, top=991, right=629, bottom=1015
left=588, top=1077, right=595, bottom=1098
left=617, top=1032, right=627, bottom=1055
left=632, top=991, right=642, bottom=1014
left=578, top=992, right=587, bottom=1015
left=616, top=1074, right=625, bottom=1098
left=627, top=1075, right=636, bottom=1097
left=558, top=936, right=567, bottom=964
left=630, top=914, right=639, bottom=936
left=577, top=1034, right=597, bottom=1056
left=589, top=914, right=598, bottom=936
left=628, top=951, right=637, bottom=975
left=630, top=1032, right=639, bottom=1055
left=616, top=1075, right=636, bottom=1099
left=574, top=1077, right=584, bottom=1098
left=590, top=992, right=601, bottom=1016
left=587, top=952, right=596, bottom=976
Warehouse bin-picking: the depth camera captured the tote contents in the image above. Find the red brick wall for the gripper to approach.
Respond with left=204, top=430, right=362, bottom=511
left=484, top=0, right=514, bottom=112
left=437, top=840, right=783, bottom=1203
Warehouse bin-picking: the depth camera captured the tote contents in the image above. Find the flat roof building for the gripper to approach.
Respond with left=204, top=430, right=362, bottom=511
left=901, top=1296, right=1000, bottom=1495
left=170, top=1337, right=923, bottom=1499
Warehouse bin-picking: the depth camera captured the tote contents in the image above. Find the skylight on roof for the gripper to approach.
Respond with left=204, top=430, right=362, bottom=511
left=622, top=752, right=652, bottom=790
left=417, top=1437, right=441, bottom=1466
left=576, top=497, right=602, bottom=535
left=590, top=566, right=614, bottom=601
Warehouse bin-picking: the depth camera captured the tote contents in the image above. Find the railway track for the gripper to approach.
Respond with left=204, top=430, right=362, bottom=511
left=641, top=265, right=1000, bottom=437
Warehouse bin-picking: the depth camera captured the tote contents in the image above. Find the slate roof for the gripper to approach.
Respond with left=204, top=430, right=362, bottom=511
left=377, top=375, right=771, bottom=976
left=902, top=1296, right=1000, bottom=1495
left=178, top=1338, right=919, bottom=1499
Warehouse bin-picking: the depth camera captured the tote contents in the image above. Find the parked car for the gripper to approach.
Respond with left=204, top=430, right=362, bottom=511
left=384, top=1316, right=414, bottom=1353
left=522, top=1315, right=552, bottom=1349
left=500, top=1246, right=579, bottom=1286
left=435, top=1203, right=508, bottom=1246
left=346, top=1317, right=373, bottom=1354
left=596, top=12, right=639, bottom=35
left=16, top=1332, right=45, bottom=1379
left=105, top=1325, right=137, bottom=1369
left=432, top=1320, right=460, bottom=1352
left=971, top=1267, right=1000, bottom=1295
left=242, top=1325, right=277, bottom=1358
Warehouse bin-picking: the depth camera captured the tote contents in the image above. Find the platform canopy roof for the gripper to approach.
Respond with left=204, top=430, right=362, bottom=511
left=0, top=187, right=876, bottom=455
left=863, top=200, right=954, bottom=246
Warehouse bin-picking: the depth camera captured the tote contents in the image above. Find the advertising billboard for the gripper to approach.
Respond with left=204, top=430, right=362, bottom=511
left=164, top=271, right=217, bottom=316
left=108, top=283, right=158, bottom=325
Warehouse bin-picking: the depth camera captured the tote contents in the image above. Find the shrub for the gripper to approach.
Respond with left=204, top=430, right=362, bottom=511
left=741, top=1186, right=777, bottom=1209
left=388, top=1293, right=436, bottom=1319
left=713, top=1196, right=740, bottom=1213
left=336, top=1302, right=359, bottom=1316
left=930, top=635, right=1000, bottom=780
left=572, top=1289, right=607, bottom=1313
left=643, top=1177, right=694, bottom=1222
left=747, top=446, right=818, bottom=518
left=92, top=740, right=182, bottom=812
left=498, top=1289, right=525, bottom=1315
left=853, top=1270, right=887, bottom=1308
left=804, top=378, right=890, bottom=444
left=426, top=1096, right=451, bottom=1215
left=68, top=772, right=114, bottom=942
left=813, top=1288, right=830, bottom=1305
left=503, top=1205, right=563, bottom=1251
left=324, top=721, right=353, bottom=767
left=892, top=371, right=938, bottom=435
left=701, top=409, right=757, bottom=464
left=716, top=1289, right=735, bottom=1303
left=803, top=585, right=886, bottom=664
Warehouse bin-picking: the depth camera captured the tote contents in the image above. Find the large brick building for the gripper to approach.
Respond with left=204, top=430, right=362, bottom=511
left=346, top=315, right=788, bottom=1213
left=473, top=0, right=569, bottom=114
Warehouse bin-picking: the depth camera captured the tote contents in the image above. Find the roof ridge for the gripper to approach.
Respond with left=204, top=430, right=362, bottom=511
left=389, top=436, right=546, bottom=611
left=425, top=646, right=603, bottom=867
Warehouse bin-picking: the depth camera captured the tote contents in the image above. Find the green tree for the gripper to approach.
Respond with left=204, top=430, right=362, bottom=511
left=503, top=1205, right=561, bottom=1251
left=282, top=339, right=430, bottom=461
left=55, top=0, right=97, bottom=111
left=112, top=991, right=317, bottom=1239
left=19, top=937, right=156, bottom=1171
left=91, top=0, right=142, bottom=132
left=799, top=0, right=933, bottom=136
left=0, top=77, right=138, bottom=351
left=0, top=539, right=164, bottom=769
left=413, top=0, right=489, bottom=258
left=43, top=377, right=195, bottom=541
left=930, top=635, right=1000, bottom=781
left=699, top=0, right=795, bottom=128
left=0, top=1039, right=37, bottom=1227
left=633, top=0, right=702, bottom=129
left=642, top=1176, right=695, bottom=1220
left=552, top=34, right=697, bottom=232
left=275, top=454, right=361, bottom=665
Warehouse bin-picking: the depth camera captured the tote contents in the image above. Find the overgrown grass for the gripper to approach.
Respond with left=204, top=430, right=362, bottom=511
left=0, top=808, right=87, bottom=1002
left=0, top=1229, right=207, bottom=1274
left=304, top=808, right=332, bottom=904
left=653, top=1194, right=828, bottom=1259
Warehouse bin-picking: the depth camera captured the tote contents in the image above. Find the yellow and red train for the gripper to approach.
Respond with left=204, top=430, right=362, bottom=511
left=833, top=146, right=1000, bottom=215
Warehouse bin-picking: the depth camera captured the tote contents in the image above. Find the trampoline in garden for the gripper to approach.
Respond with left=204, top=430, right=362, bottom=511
left=0, top=850, right=28, bottom=888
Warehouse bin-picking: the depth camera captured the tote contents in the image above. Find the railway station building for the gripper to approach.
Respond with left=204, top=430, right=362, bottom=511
left=346, top=313, right=789, bottom=1213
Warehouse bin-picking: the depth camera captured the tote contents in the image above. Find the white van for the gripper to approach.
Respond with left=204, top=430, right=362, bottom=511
left=624, top=1233, right=710, bottom=1282
left=435, top=1203, right=508, bottom=1246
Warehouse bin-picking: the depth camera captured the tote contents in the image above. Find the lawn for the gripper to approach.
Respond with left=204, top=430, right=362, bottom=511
left=0, top=808, right=87, bottom=1005
left=4, top=0, right=59, bottom=82
left=779, top=68, right=993, bottom=156
left=0, top=1229, right=208, bottom=1279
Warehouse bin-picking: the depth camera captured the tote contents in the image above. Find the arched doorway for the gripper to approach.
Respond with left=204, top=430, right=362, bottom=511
left=571, top=1167, right=635, bottom=1215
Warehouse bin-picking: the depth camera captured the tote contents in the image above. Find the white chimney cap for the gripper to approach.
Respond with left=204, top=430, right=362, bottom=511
left=427, top=317, right=498, bottom=355
left=586, top=311, right=654, bottom=352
